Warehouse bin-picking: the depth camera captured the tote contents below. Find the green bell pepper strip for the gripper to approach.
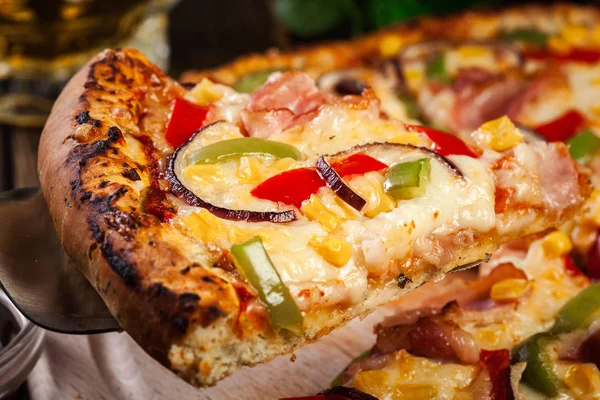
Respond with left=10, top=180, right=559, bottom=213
left=566, top=130, right=600, bottom=164
left=551, top=283, right=600, bottom=334
left=234, top=69, right=282, bottom=93
left=230, top=236, right=303, bottom=336
left=384, top=158, right=431, bottom=200
left=513, top=333, right=561, bottom=397
left=425, top=54, right=450, bottom=84
left=500, top=28, right=549, bottom=47
left=330, top=350, right=371, bottom=387
left=188, top=137, right=302, bottom=165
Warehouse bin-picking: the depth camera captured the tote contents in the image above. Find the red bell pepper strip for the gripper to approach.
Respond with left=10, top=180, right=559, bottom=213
left=563, top=256, right=584, bottom=278
left=330, top=153, right=388, bottom=177
left=534, top=109, right=586, bottom=142
left=251, top=154, right=388, bottom=208
left=165, top=98, right=211, bottom=148
left=404, top=124, right=478, bottom=158
left=251, top=168, right=325, bottom=208
left=480, top=349, right=513, bottom=400
left=524, top=48, right=600, bottom=64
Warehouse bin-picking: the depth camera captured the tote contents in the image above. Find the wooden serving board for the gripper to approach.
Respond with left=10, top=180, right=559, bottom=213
left=26, top=311, right=389, bottom=400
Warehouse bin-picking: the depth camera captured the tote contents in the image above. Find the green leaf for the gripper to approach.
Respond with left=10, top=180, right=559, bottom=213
left=275, top=0, right=351, bottom=37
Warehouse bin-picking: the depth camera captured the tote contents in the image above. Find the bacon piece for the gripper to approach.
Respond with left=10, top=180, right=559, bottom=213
left=408, top=317, right=480, bottom=364
left=374, top=310, right=480, bottom=364
left=382, top=263, right=527, bottom=328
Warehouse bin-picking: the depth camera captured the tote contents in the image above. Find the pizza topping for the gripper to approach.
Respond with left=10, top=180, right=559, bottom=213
left=453, top=76, right=527, bottom=133
left=316, top=156, right=367, bottom=211
left=165, top=98, right=211, bottom=148
left=383, top=158, right=430, bottom=200
left=478, top=349, right=513, bottom=400
left=187, top=137, right=302, bottom=165
left=513, top=284, right=600, bottom=396
left=242, top=71, right=333, bottom=138
left=471, top=116, right=524, bottom=152
left=308, top=236, right=353, bottom=268
left=251, top=167, right=324, bottom=209
left=404, top=124, right=477, bottom=158
left=567, top=129, right=600, bottom=164
left=551, top=283, right=600, bottom=334
left=251, top=152, right=388, bottom=210
left=168, top=122, right=297, bottom=222
left=230, top=236, right=303, bottom=335
left=513, top=333, right=561, bottom=397
left=534, top=109, right=586, bottom=142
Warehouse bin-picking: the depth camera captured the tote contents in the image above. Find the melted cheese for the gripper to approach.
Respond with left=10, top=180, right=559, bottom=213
left=175, top=114, right=499, bottom=312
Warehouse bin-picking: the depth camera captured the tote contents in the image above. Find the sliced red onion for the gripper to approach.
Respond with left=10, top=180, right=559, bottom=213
left=316, top=156, right=366, bottom=211
left=327, top=142, right=464, bottom=178
left=166, top=121, right=297, bottom=223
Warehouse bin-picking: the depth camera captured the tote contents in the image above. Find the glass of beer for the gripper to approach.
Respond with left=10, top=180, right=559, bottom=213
left=0, top=0, right=178, bottom=127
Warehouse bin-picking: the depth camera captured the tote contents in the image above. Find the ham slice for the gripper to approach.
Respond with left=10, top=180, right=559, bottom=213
left=242, top=71, right=334, bottom=137
left=453, top=75, right=526, bottom=132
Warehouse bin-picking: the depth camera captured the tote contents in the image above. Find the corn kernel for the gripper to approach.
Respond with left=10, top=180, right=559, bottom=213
left=353, top=370, right=390, bottom=397
left=457, top=45, right=489, bottom=58
left=561, top=24, right=590, bottom=46
left=591, top=189, right=600, bottom=201
left=542, top=230, right=573, bottom=258
left=184, top=164, right=225, bottom=185
left=548, top=36, right=571, bottom=53
left=228, top=225, right=257, bottom=245
left=236, top=156, right=264, bottom=184
left=478, top=116, right=523, bottom=151
left=490, top=279, right=530, bottom=302
left=187, top=78, right=224, bottom=105
left=332, top=194, right=359, bottom=220
left=379, top=35, right=404, bottom=58
left=301, top=195, right=343, bottom=232
left=563, top=364, right=600, bottom=397
left=181, top=209, right=224, bottom=243
left=394, top=384, right=438, bottom=400
left=309, top=235, right=353, bottom=267
left=353, top=176, right=397, bottom=218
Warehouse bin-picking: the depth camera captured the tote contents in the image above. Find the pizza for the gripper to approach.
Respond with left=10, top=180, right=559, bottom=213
left=37, top=2, right=598, bottom=392
left=37, top=43, right=587, bottom=388
left=325, top=236, right=598, bottom=400
left=164, top=3, right=600, bottom=399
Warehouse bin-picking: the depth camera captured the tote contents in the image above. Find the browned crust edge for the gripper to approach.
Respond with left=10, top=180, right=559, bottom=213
left=37, top=49, right=239, bottom=368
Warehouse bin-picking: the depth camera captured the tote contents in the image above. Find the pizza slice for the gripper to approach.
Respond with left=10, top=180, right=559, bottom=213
left=317, top=232, right=599, bottom=400
left=38, top=48, right=589, bottom=386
